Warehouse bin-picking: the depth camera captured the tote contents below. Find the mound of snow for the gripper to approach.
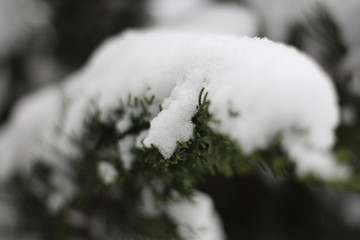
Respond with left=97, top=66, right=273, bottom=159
left=0, top=30, right=348, bottom=181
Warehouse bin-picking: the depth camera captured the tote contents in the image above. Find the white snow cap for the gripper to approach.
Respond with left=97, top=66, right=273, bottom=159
left=0, top=30, right=348, bottom=181
left=166, top=191, right=226, bottom=240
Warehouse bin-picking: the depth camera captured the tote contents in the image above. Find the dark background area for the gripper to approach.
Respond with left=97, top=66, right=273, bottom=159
left=1, top=0, right=360, bottom=239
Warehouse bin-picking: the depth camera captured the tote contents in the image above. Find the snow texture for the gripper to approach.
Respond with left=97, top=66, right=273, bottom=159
left=166, top=191, right=225, bottom=240
left=0, top=87, right=62, bottom=179
left=149, top=0, right=258, bottom=37
left=0, top=30, right=348, bottom=182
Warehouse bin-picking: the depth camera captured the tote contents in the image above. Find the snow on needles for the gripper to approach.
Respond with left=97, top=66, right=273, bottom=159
left=0, top=30, right=348, bottom=181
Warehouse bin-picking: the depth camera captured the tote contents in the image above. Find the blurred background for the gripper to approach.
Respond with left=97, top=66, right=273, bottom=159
left=0, top=0, right=360, bottom=239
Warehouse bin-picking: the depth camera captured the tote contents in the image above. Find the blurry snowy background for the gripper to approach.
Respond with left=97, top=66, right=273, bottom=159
left=0, top=0, right=360, bottom=239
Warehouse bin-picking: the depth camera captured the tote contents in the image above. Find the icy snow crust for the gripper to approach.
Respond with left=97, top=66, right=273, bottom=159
left=0, top=30, right=348, bottom=180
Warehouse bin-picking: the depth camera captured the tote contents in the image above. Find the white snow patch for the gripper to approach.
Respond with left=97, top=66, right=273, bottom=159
left=98, top=161, right=118, bottom=184
left=118, top=136, right=135, bottom=170
left=0, top=87, right=62, bottom=180
left=166, top=191, right=225, bottom=240
left=116, top=117, right=131, bottom=133
left=144, top=75, right=204, bottom=158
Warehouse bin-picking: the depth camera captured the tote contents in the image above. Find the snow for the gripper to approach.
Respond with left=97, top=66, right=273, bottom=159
left=98, top=161, right=118, bottom=184
left=0, top=30, right=348, bottom=181
left=144, top=75, right=204, bottom=158
left=116, top=117, right=131, bottom=133
left=141, top=185, right=224, bottom=240
left=0, top=87, right=62, bottom=180
left=117, top=136, right=135, bottom=170
left=166, top=191, right=225, bottom=240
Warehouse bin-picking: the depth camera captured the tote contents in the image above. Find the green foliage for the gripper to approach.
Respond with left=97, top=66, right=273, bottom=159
left=1, top=88, right=344, bottom=239
left=4, top=94, right=181, bottom=240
